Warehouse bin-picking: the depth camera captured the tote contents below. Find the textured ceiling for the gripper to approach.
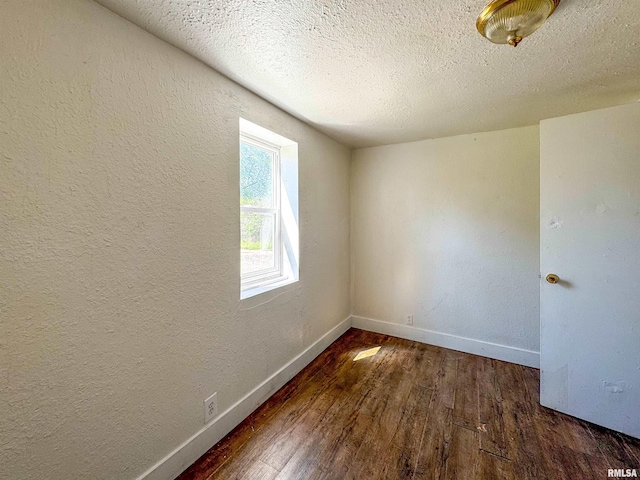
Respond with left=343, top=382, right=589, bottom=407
left=94, top=0, right=640, bottom=147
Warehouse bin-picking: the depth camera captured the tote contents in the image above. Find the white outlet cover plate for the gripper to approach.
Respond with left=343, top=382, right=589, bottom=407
left=204, top=392, right=218, bottom=424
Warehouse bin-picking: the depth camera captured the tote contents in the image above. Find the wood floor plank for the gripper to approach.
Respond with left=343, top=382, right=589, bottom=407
left=270, top=334, right=399, bottom=477
left=478, top=449, right=516, bottom=479
left=442, top=425, right=480, bottom=479
left=621, top=433, right=640, bottom=465
left=495, top=359, right=552, bottom=480
left=453, top=353, right=479, bottom=430
left=411, top=350, right=460, bottom=479
left=237, top=459, right=279, bottom=480
left=260, top=336, right=395, bottom=472
left=413, top=405, right=454, bottom=479
left=519, top=362, right=612, bottom=479
left=432, top=350, right=458, bottom=410
left=477, top=357, right=510, bottom=459
left=390, top=385, right=433, bottom=452
left=340, top=338, right=418, bottom=479
left=176, top=328, right=640, bottom=480
left=413, top=344, right=446, bottom=391
left=588, top=422, right=640, bottom=469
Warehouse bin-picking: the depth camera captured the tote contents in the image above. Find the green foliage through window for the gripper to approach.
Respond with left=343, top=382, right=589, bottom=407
left=240, top=212, right=273, bottom=251
left=240, top=142, right=273, bottom=208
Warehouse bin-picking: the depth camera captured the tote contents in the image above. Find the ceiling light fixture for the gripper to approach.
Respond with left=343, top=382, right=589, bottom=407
left=476, top=0, right=561, bottom=47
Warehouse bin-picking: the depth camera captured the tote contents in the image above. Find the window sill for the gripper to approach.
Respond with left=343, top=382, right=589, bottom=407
left=241, top=276, right=297, bottom=300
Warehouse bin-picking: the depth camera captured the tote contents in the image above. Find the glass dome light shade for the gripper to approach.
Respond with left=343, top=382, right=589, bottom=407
left=477, top=0, right=561, bottom=46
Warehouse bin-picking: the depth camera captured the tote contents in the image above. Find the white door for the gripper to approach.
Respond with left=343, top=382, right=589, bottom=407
left=540, top=102, right=640, bottom=439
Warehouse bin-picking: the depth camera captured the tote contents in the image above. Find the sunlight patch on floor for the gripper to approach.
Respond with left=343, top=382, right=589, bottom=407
left=353, top=346, right=381, bottom=361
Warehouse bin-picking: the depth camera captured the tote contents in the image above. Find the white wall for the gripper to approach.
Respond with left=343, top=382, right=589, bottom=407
left=0, top=1, right=350, bottom=479
left=351, top=126, right=540, bottom=362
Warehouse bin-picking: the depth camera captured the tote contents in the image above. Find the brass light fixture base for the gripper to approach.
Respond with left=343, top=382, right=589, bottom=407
left=508, top=35, right=523, bottom=47
left=476, top=0, right=561, bottom=47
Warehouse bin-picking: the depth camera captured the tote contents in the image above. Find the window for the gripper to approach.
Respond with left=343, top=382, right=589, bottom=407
left=239, top=119, right=298, bottom=299
left=240, top=136, right=281, bottom=283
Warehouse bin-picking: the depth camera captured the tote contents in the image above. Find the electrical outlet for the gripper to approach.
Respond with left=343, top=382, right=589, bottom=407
left=204, top=392, right=218, bottom=424
left=405, top=314, right=414, bottom=325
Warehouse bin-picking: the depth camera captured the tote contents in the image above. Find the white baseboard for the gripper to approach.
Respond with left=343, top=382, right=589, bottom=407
left=352, top=315, right=539, bottom=369
left=137, top=315, right=352, bottom=480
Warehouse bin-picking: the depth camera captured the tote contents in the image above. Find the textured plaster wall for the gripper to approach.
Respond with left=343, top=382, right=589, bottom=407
left=0, top=1, right=350, bottom=479
left=351, top=126, right=540, bottom=352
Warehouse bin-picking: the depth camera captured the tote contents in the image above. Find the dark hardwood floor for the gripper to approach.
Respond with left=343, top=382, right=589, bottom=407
left=177, top=328, right=640, bottom=479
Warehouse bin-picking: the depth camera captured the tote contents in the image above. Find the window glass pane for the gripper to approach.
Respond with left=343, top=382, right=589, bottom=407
left=240, top=142, right=274, bottom=208
left=241, top=212, right=275, bottom=275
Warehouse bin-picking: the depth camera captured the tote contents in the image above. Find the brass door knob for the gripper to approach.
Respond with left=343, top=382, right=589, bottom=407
left=546, top=274, right=560, bottom=284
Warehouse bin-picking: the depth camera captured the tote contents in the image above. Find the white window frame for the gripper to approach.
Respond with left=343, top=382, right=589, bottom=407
left=239, top=118, right=299, bottom=300
left=240, top=133, right=284, bottom=289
